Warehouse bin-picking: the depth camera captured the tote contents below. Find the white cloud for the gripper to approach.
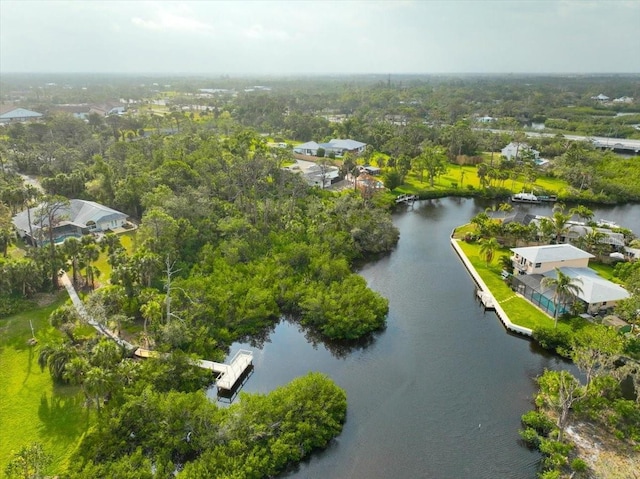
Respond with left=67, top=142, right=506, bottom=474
left=131, top=5, right=214, bottom=34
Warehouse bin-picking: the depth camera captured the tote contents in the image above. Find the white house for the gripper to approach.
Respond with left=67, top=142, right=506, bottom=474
left=591, top=93, right=610, bottom=101
left=13, top=199, right=128, bottom=246
left=501, top=142, right=540, bottom=161
left=511, top=244, right=593, bottom=275
left=510, top=244, right=629, bottom=315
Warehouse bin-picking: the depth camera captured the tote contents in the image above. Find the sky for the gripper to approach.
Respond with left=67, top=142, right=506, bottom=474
left=1, top=0, right=639, bottom=75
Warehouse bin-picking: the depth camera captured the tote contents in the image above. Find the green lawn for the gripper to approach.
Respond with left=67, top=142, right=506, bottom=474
left=394, top=159, right=570, bottom=198
left=456, top=240, right=578, bottom=332
left=94, top=231, right=136, bottom=285
left=0, top=297, right=92, bottom=474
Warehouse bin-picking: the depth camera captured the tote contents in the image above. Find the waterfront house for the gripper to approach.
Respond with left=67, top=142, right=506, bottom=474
left=510, top=244, right=629, bottom=316
left=511, top=244, right=593, bottom=275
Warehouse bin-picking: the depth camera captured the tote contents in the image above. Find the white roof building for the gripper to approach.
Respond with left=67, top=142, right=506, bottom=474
left=501, top=142, right=540, bottom=161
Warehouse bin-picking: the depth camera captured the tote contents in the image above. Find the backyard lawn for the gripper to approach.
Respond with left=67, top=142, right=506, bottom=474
left=93, top=230, right=136, bottom=285
left=0, top=296, right=91, bottom=475
left=455, top=238, right=579, bottom=333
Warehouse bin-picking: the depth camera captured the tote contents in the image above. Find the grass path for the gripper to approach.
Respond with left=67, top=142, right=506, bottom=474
left=0, top=295, right=91, bottom=474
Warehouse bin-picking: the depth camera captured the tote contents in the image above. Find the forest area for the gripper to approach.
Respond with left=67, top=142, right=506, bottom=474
left=1, top=73, right=640, bottom=478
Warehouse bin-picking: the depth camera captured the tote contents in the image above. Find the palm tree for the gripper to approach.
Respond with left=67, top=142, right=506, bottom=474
left=540, top=268, right=583, bottom=328
left=479, top=237, right=500, bottom=266
left=569, top=205, right=594, bottom=224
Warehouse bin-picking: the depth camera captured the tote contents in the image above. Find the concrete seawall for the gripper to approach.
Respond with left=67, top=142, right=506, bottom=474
left=450, top=237, right=533, bottom=337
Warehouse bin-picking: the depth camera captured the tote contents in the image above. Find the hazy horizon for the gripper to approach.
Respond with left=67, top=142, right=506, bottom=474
left=1, top=1, right=639, bottom=75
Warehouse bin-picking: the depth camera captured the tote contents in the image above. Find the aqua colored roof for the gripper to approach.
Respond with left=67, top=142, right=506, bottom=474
left=0, top=108, right=43, bottom=120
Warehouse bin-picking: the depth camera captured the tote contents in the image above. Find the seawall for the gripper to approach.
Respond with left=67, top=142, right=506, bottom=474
left=450, top=237, right=533, bottom=337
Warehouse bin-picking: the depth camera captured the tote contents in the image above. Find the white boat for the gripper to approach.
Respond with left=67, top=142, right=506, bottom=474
left=511, top=192, right=541, bottom=204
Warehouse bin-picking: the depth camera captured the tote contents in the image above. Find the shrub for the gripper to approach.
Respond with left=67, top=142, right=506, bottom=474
left=533, top=327, right=571, bottom=356
left=538, top=470, right=561, bottom=479
left=571, top=458, right=587, bottom=472
left=521, top=410, right=555, bottom=435
left=519, top=427, right=541, bottom=447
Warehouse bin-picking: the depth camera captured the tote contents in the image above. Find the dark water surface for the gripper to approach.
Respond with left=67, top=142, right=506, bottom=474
left=211, top=199, right=639, bottom=479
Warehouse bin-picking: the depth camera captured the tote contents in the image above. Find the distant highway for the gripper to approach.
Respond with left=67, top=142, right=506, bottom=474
left=479, top=129, right=640, bottom=154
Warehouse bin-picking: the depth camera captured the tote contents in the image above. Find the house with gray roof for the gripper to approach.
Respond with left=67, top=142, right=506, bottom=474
left=0, top=107, right=43, bottom=124
left=13, top=199, right=128, bottom=246
left=510, top=244, right=629, bottom=316
left=284, top=159, right=340, bottom=189
left=293, top=138, right=366, bottom=157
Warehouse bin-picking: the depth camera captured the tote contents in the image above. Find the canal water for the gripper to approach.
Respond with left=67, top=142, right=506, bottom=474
left=211, top=198, right=639, bottom=479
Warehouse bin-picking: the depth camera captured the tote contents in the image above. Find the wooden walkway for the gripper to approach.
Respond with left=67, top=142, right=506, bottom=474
left=60, top=271, right=252, bottom=392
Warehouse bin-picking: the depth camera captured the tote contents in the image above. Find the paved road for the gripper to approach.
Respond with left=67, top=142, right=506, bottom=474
left=479, top=128, right=640, bottom=152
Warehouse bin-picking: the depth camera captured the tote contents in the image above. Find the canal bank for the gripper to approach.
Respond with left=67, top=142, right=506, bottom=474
left=450, top=237, right=533, bottom=337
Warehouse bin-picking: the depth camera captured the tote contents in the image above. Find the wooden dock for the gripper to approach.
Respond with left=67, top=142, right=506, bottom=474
left=62, top=271, right=254, bottom=395
left=395, top=194, right=418, bottom=205
left=135, top=347, right=253, bottom=392
left=196, top=350, right=254, bottom=391
left=476, top=289, right=495, bottom=310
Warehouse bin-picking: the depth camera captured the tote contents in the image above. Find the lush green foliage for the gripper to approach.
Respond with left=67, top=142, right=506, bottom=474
left=68, top=372, right=346, bottom=478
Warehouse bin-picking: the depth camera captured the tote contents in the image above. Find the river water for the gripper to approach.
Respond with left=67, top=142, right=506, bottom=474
left=211, top=198, right=639, bottom=479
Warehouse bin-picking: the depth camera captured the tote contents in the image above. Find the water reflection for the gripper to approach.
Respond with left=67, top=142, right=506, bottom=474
left=217, top=198, right=639, bottom=479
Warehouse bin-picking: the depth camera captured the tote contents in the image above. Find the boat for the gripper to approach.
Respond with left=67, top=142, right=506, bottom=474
left=510, top=192, right=541, bottom=204
left=597, top=219, right=620, bottom=229
left=537, top=195, right=557, bottom=203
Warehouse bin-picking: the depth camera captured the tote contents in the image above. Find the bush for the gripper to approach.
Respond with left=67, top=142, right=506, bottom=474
left=571, top=458, right=587, bottom=472
left=519, top=427, right=541, bottom=447
left=533, top=327, right=571, bottom=356
left=0, top=295, right=36, bottom=318
left=521, top=410, right=555, bottom=435
left=538, top=470, right=561, bottom=479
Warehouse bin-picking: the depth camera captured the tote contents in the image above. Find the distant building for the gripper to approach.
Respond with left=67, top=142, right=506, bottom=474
left=89, top=102, right=126, bottom=117
left=50, top=104, right=92, bottom=120
left=0, top=106, right=43, bottom=124
left=613, top=96, right=634, bottom=104
left=477, top=116, right=495, bottom=123
left=284, top=159, right=340, bottom=189
left=501, top=142, right=540, bottom=161
left=293, top=138, right=366, bottom=157
left=591, top=93, right=610, bottom=101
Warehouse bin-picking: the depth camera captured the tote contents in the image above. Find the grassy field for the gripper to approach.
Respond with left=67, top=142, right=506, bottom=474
left=454, top=238, right=578, bottom=332
left=0, top=296, right=91, bottom=475
left=395, top=163, right=568, bottom=198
